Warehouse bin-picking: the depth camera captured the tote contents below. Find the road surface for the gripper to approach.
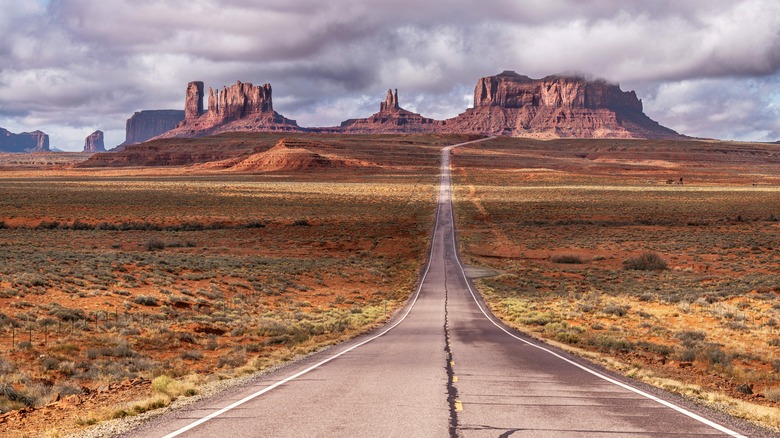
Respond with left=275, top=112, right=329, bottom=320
left=126, top=139, right=754, bottom=437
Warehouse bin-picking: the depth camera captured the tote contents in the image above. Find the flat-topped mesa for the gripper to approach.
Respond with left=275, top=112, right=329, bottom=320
left=474, top=70, right=643, bottom=112
left=449, top=70, right=682, bottom=139
left=120, top=110, right=185, bottom=148
left=0, top=128, right=49, bottom=152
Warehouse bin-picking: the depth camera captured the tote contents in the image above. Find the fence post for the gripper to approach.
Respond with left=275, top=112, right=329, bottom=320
left=11, top=326, right=15, bottom=351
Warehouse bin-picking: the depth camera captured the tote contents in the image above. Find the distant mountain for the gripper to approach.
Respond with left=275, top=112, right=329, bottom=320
left=0, top=128, right=49, bottom=152
left=115, top=110, right=185, bottom=150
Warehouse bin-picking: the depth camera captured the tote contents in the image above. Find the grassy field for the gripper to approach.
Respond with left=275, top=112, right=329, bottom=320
left=0, top=134, right=465, bottom=436
left=451, top=137, right=780, bottom=430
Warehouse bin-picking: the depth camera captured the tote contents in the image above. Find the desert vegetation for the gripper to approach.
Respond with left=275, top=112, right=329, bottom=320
left=451, top=137, right=780, bottom=430
left=0, top=134, right=466, bottom=436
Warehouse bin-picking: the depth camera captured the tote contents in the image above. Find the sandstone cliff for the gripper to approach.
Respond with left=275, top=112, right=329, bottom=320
left=83, top=130, right=105, bottom=152
left=447, top=71, right=681, bottom=139
left=120, top=110, right=185, bottom=148
left=159, top=81, right=303, bottom=138
left=0, top=128, right=49, bottom=152
left=339, top=89, right=440, bottom=134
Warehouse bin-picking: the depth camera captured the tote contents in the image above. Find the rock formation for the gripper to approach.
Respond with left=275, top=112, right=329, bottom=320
left=83, top=130, right=105, bottom=152
left=160, top=80, right=303, bottom=138
left=120, top=110, right=185, bottom=147
left=99, top=71, right=682, bottom=160
left=185, top=81, right=204, bottom=120
left=226, top=138, right=367, bottom=172
left=447, top=71, right=681, bottom=139
left=339, top=89, right=440, bottom=133
left=0, top=128, right=49, bottom=152
left=379, top=89, right=399, bottom=112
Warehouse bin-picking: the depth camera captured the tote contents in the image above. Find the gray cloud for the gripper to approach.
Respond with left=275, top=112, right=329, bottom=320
left=0, top=0, right=779, bottom=150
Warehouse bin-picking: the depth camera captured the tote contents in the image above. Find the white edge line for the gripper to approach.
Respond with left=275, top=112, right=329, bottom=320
left=161, top=139, right=473, bottom=438
left=443, top=145, right=747, bottom=438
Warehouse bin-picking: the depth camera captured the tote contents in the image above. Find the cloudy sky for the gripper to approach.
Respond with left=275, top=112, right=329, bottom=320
left=1, top=0, right=779, bottom=150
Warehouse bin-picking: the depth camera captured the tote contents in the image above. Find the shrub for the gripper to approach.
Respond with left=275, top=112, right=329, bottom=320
left=768, top=338, right=780, bottom=347
left=217, top=349, right=247, bottom=368
left=133, top=295, right=158, bottom=306
left=48, top=305, right=85, bottom=322
left=588, top=335, right=634, bottom=353
left=177, top=332, right=197, bottom=344
left=37, top=221, right=60, bottom=230
left=70, top=220, right=95, bottom=230
left=623, top=252, right=668, bottom=271
left=551, top=254, right=585, bottom=264
left=703, top=347, right=732, bottom=367
left=677, top=348, right=697, bottom=362
left=603, top=303, right=630, bottom=317
left=152, top=375, right=173, bottom=395
left=181, top=350, right=203, bottom=361
left=675, top=330, right=706, bottom=348
left=145, top=239, right=165, bottom=251
left=291, top=219, right=310, bottom=227
left=41, top=357, right=59, bottom=371
left=766, top=387, right=780, bottom=402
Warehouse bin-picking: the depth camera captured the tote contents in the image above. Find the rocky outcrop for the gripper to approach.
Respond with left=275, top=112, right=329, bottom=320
left=185, top=81, right=204, bottom=120
left=224, top=138, right=372, bottom=172
left=0, top=128, right=49, bottom=152
left=160, top=80, right=302, bottom=138
left=83, top=130, right=105, bottom=152
left=113, top=72, right=681, bottom=147
left=447, top=71, right=681, bottom=139
left=472, top=71, right=642, bottom=111
left=120, top=110, right=185, bottom=147
left=339, top=89, right=440, bottom=133
left=380, top=89, right=399, bottom=112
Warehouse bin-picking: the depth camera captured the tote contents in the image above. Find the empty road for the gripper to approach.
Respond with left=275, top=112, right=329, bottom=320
left=127, top=139, right=754, bottom=437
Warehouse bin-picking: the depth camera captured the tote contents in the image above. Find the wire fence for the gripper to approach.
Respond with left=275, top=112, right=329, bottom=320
left=0, top=310, right=169, bottom=353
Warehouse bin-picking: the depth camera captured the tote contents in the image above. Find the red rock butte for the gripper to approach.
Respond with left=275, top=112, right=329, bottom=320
left=159, top=80, right=303, bottom=138
left=447, top=71, right=681, bottom=139
left=338, top=88, right=438, bottom=134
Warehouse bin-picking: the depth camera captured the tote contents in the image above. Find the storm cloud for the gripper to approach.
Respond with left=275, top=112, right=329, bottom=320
left=1, top=0, right=779, bottom=150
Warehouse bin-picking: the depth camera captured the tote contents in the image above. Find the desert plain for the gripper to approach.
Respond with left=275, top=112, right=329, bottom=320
left=0, top=133, right=779, bottom=436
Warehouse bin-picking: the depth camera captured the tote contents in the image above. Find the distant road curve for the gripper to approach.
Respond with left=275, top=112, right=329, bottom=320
left=124, top=137, right=756, bottom=437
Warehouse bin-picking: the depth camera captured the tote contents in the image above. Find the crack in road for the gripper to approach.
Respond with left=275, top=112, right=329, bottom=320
left=444, top=276, right=460, bottom=438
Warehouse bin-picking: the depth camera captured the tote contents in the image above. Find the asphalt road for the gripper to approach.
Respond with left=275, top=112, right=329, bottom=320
left=127, top=139, right=756, bottom=437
